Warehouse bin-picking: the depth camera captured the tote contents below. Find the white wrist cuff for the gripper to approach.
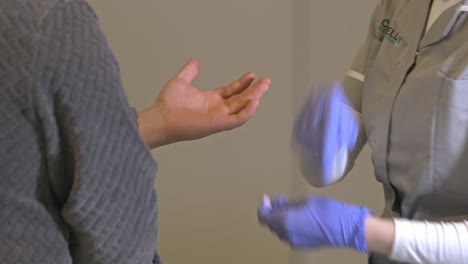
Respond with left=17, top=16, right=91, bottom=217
left=391, top=218, right=468, bottom=264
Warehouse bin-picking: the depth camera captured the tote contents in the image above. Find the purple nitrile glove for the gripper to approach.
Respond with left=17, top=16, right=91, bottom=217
left=292, top=82, right=359, bottom=183
left=258, top=195, right=373, bottom=253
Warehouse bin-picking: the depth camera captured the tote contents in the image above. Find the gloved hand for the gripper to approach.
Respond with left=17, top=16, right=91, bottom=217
left=257, top=195, right=373, bottom=253
left=292, top=82, right=359, bottom=183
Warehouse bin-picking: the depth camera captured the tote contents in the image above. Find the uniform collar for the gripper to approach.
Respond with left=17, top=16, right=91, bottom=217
left=419, top=0, right=467, bottom=49
left=461, top=0, right=468, bottom=10
left=432, top=0, right=462, bottom=12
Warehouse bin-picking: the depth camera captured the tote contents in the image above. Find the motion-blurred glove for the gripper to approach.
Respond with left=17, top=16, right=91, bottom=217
left=292, top=82, right=359, bottom=184
left=257, top=195, right=373, bottom=253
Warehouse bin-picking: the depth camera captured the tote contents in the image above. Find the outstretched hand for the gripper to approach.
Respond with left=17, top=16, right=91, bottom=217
left=139, top=58, right=270, bottom=149
left=257, top=195, right=372, bottom=253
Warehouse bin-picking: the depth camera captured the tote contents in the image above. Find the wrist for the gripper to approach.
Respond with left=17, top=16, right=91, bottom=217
left=364, top=215, right=395, bottom=256
left=137, top=104, right=170, bottom=149
left=350, top=206, right=374, bottom=253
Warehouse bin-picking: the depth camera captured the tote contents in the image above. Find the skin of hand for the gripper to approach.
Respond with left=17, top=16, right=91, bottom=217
left=138, top=58, right=271, bottom=149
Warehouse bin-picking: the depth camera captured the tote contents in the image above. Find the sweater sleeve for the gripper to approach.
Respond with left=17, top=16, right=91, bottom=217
left=390, top=219, right=468, bottom=264
left=36, top=1, right=158, bottom=263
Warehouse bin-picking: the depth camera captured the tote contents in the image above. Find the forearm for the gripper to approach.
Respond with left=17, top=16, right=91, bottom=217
left=364, top=216, right=395, bottom=256
left=365, top=216, right=468, bottom=264
left=137, top=105, right=171, bottom=149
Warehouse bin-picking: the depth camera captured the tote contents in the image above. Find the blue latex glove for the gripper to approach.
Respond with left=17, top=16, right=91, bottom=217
left=257, top=195, right=373, bottom=253
left=292, top=82, right=359, bottom=182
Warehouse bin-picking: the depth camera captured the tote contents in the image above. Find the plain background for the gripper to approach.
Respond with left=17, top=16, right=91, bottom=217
left=88, top=1, right=382, bottom=263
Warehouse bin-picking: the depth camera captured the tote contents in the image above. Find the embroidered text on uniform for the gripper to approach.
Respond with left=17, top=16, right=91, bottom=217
left=379, top=19, right=404, bottom=45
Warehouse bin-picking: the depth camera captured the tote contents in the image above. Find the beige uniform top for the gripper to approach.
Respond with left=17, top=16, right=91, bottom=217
left=342, top=0, right=468, bottom=222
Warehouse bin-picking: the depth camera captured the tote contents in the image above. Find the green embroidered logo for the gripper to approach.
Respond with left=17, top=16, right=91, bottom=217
left=379, top=19, right=404, bottom=45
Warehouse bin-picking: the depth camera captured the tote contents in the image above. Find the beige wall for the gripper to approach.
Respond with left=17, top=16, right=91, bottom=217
left=88, top=1, right=383, bottom=264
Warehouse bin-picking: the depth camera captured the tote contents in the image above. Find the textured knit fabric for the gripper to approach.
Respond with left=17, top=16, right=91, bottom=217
left=0, top=0, right=159, bottom=263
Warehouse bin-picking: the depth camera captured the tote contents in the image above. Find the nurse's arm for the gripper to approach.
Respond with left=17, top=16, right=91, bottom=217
left=365, top=216, right=468, bottom=264
left=294, top=100, right=366, bottom=188
left=296, top=0, right=385, bottom=187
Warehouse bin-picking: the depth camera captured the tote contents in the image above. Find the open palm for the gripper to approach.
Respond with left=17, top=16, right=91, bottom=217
left=153, top=58, right=270, bottom=143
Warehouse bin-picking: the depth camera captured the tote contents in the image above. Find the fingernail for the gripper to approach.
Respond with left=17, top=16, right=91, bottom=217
left=263, top=194, right=272, bottom=209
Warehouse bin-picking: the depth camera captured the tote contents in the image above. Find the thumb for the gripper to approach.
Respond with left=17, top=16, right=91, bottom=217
left=175, top=58, right=199, bottom=84
left=258, top=195, right=289, bottom=223
left=257, top=205, right=290, bottom=241
left=257, top=205, right=281, bottom=225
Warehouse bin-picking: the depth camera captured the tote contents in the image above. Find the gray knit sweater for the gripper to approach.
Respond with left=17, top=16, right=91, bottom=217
left=0, top=1, right=159, bottom=263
